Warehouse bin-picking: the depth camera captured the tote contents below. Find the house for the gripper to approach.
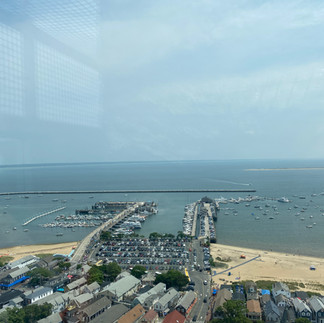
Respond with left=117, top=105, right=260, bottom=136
left=308, top=296, right=324, bottom=323
left=79, top=296, right=111, bottom=322
left=232, top=291, right=246, bottom=301
left=261, top=294, right=271, bottom=307
left=82, top=282, right=101, bottom=295
left=275, top=294, right=289, bottom=307
left=291, top=291, right=309, bottom=301
left=292, top=298, right=311, bottom=320
left=34, top=290, right=76, bottom=313
left=37, top=312, right=63, bottom=323
left=175, top=291, right=196, bottom=316
left=24, top=287, right=53, bottom=304
left=272, top=282, right=291, bottom=299
left=117, top=304, right=145, bottom=323
left=246, top=299, right=262, bottom=321
left=214, top=288, right=232, bottom=314
left=103, top=275, right=140, bottom=302
left=0, top=289, right=23, bottom=309
left=245, top=281, right=258, bottom=301
left=66, top=277, right=87, bottom=291
left=281, top=306, right=296, bottom=323
left=154, top=288, right=179, bottom=316
left=162, top=310, right=186, bottom=323
left=141, top=309, right=158, bottom=323
left=133, top=283, right=166, bottom=309
left=0, top=266, right=30, bottom=289
left=90, top=304, right=129, bottom=323
left=7, top=255, right=39, bottom=269
left=264, top=300, right=280, bottom=323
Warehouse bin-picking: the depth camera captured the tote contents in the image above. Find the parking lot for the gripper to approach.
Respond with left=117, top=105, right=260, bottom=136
left=94, top=238, right=192, bottom=271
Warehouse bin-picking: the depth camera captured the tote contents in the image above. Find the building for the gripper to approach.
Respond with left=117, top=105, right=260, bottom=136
left=246, top=299, right=262, bottom=321
left=7, top=255, right=39, bottom=269
left=133, top=283, right=166, bottom=309
left=66, top=277, right=87, bottom=291
left=154, top=288, right=179, bottom=316
left=308, top=296, right=324, bottom=323
left=118, top=304, right=145, bottom=323
left=175, top=291, right=196, bottom=316
left=245, top=281, right=258, bottom=300
left=24, top=287, right=53, bottom=304
left=90, top=304, right=129, bottom=323
left=79, top=296, right=111, bottom=322
left=272, top=282, right=291, bottom=299
left=103, top=275, right=140, bottom=302
left=162, top=310, right=186, bottom=323
left=0, top=266, right=30, bottom=289
left=264, top=300, right=280, bottom=323
left=292, top=298, right=311, bottom=320
left=141, top=309, right=158, bottom=323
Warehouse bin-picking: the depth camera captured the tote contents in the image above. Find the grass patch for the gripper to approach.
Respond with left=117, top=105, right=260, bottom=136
left=36, top=253, right=54, bottom=259
left=216, top=256, right=231, bottom=262
left=0, top=256, right=14, bottom=267
left=214, top=261, right=229, bottom=269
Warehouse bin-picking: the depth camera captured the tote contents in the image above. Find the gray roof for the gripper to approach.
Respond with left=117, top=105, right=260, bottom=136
left=214, top=288, right=232, bottom=309
left=104, top=275, right=140, bottom=299
left=135, top=283, right=166, bottom=305
left=292, top=298, right=311, bottom=313
left=176, top=291, right=196, bottom=310
left=67, top=277, right=87, bottom=290
left=81, top=296, right=111, bottom=317
left=74, top=292, right=93, bottom=306
left=272, top=282, right=290, bottom=292
left=38, top=312, right=62, bottom=323
left=25, top=287, right=53, bottom=300
left=84, top=281, right=100, bottom=293
left=264, top=300, right=280, bottom=317
left=9, top=266, right=30, bottom=279
left=156, top=288, right=178, bottom=308
left=275, top=294, right=288, bottom=304
left=90, top=304, right=129, bottom=323
left=308, top=296, right=324, bottom=312
left=34, top=291, right=71, bottom=307
left=8, top=255, right=39, bottom=269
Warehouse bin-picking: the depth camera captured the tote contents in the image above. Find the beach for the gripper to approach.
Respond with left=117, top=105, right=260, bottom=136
left=0, top=242, right=78, bottom=261
left=210, top=243, right=324, bottom=293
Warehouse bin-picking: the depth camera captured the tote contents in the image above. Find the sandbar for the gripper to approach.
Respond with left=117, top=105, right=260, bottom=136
left=0, top=242, right=78, bottom=261
left=210, top=243, right=324, bottom=293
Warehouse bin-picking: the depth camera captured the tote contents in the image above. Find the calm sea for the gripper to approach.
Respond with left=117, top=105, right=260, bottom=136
left=0, top=159, right=324, bottom=257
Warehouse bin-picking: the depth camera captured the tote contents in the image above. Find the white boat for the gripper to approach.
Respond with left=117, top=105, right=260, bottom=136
left=306, top=225, right=313, bottom=228
left=278, top=197, right=289, bottom=203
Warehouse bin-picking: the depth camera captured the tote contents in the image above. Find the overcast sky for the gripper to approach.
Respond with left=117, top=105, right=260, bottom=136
left=1, top=0, right=324, bottom=164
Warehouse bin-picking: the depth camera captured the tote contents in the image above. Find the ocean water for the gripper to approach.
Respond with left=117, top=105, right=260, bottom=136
left=0, top=159, right=324, bottom=257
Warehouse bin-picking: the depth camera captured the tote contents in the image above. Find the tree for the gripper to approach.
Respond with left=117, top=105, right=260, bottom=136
left=4, top=303, right=53, bottom=323
left=131, top=265, right=146, bottom=279
left=27, top=268, right=53, bottom=287
left=88, top=266, right=104, bottom=284
left=149, top=232, right=162, bottom=240
left=100, top=231, right=112, bottom=241
left=101, top=262, right=121, bottom=281
left=215, top=300, right=252, bottom=323
left=154, top=269, right=189, bottom=290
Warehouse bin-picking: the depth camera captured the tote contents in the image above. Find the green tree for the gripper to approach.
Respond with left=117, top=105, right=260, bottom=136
left=101, top=262, right=121, bottom=281
left=296, top=318, right=312, bottom=323
left=58, top=261, right=71, bottom=271
left=131, top=265, right=146, bottom=279
left=88, top=266, right=104, bottom=284
left=27, top=267, right=53, bottom=287
left=154, top=269, right=189, bottom=290
left=100, top=231, right=112, bottom=241
left=4, top=303, right=53, bottom=323
left=215, top=300, right=252, bottom=323
left=149, top=232, right=162, bottom=240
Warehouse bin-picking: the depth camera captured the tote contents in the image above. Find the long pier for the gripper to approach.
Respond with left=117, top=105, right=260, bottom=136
left=0, top=189, right=256, bottom=196
left=22, top=207, right=66, bottom=226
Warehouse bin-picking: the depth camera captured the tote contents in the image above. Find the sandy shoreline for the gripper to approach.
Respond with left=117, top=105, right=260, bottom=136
left=0, top=242, right=79, bottom=261
left=210, top=243, right=324, bottom=293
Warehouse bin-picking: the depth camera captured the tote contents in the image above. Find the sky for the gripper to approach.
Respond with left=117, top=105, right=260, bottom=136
left=1, top=0, right=324, bottom=165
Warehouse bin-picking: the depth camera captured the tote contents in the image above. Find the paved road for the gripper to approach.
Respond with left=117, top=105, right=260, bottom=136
left=71, top=202, right=143, bottom=264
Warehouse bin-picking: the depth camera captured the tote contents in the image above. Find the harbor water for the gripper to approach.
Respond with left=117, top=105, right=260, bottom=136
left=0, top=159, right=324, bottom=257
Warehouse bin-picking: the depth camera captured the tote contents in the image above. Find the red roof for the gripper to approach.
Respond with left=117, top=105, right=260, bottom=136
left=163, top=310, right=186, bottom=323
left=142, top=310, right=158, bottom=322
